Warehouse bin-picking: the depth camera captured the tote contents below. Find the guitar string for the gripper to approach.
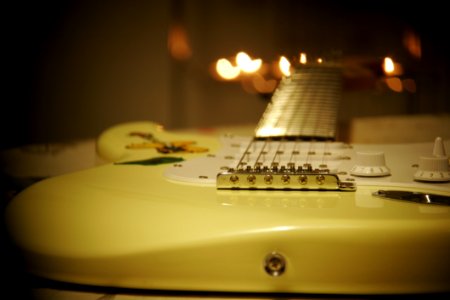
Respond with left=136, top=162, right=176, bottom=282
left=320, top=67, right=341, bottom=170
left=322, top=142, right=328, bottom=169
left=296, top=70, right=311, bottom=139
left=296, top=73, right=311, bottom=170
left=234, top=126, right=332, bottom=173
left=288, top=138, right=300, bottom=170
left=309, top=67, right=340, bottom=170
left=284, top=68, right=312, bottom=169
left=254, top=139, right=268, bottom=169
left=271, top=138, right=286, bottom=168
left=270, top=140, right=279, bottom=168
left=303, top=81, right=313, bottom=169
left=309, top=90, right=329, bottom=169
left=236, top=138, right=255, bottom=170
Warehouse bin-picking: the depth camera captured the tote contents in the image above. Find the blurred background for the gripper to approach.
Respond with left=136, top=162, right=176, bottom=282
left=3, top=0, right=450, bottom=149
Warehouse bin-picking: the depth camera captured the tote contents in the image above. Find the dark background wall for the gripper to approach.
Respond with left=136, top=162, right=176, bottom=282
left=3, top=0, right=449, bottom=149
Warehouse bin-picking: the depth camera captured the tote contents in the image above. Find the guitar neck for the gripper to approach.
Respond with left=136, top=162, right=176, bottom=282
left=217, top=62, right=351, bottom=191
left=254, top=63, right=342, bottom=140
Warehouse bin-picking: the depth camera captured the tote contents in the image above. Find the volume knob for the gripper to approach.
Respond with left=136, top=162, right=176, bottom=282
left=350, top=152, right=391, bottom=177
left=414, top=156, right=450, bottom=182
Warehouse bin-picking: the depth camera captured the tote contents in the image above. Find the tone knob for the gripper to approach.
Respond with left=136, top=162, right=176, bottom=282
left=414, top=156, right=450, bottom=182
left=432, top=136, right=446, bottom=157
left=350, top=151, right=391, bottom=177
left=413, top=137, right=450, bottom=182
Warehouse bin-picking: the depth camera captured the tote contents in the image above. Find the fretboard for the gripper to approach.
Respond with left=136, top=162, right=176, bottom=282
left=254, top=63, right=342, bottom=140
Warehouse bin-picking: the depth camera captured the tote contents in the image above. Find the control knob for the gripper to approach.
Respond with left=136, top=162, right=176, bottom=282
left=350, top=152, right=391, bottom=177
left=414, top=137, right=450, bottom=182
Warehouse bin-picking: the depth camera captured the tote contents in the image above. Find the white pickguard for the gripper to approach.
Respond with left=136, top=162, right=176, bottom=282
left=165, top=134, right=450, bottom=193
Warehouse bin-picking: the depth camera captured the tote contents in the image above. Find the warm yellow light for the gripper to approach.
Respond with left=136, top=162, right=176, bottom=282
left=236, top=51, right=251, bottom=65
left=385, top=77, right=403, bottom=92
left=403, top=30, right=422, bottom=59
left=216, top=58, right=240, bottom=80
left=256, top=126, right=285, bottom=137
left=383, top=57, right=404, bottom=76
left=317, top=58, right=323, bottom=64
left=236, top=51, right=262, bottom=73
left=167, top=24, right=192, bottom=61
left=383, top=57, right=395, bottom=75
left=279, top=56, right=291, bottom=77
left=252, top=74, right=277, bottom=94
left=299, top=53, right=307, bottom=64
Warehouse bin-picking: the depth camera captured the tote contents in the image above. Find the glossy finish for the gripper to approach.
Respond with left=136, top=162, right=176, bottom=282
left=5, top=121, right=450, bottom=295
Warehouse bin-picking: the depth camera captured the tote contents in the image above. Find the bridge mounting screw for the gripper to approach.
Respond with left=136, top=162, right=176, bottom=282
left=264, top=174, right=273, bottom=185
left=247, top=174, right=256, bottom=185
left=298, top=175, right=308, bottom=185
left=316, top=174, right=325, bottom=185
left=229, top=175, right=239, bottom=184
left=281, top=174, right=290, bottom=184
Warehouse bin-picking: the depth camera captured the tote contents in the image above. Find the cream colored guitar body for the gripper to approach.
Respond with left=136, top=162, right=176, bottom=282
left=5, top=121, right=450, bottom=295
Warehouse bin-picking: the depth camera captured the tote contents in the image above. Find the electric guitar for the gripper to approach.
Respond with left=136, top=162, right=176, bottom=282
left=5, top=63, right=450, bottom=296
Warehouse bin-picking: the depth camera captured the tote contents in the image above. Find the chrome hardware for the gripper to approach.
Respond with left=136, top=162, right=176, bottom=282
left=216, top=137, right=356, bottom=191
left=338, top=181, right=356, bottom=191
left=373, top=190, right=450, bottom=206
left=229, top=175, right=239, bottom=184
left=264, top=174, right=273, bottom=185
left=316, top=174, right=325, bottom=185
left=264, top=252, right=286, bottom=277
left=217, top=168, right=356, bottom=191
left=299, top=174, right=308, bottom=185
left=281, top=174, right=290, bottom=184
